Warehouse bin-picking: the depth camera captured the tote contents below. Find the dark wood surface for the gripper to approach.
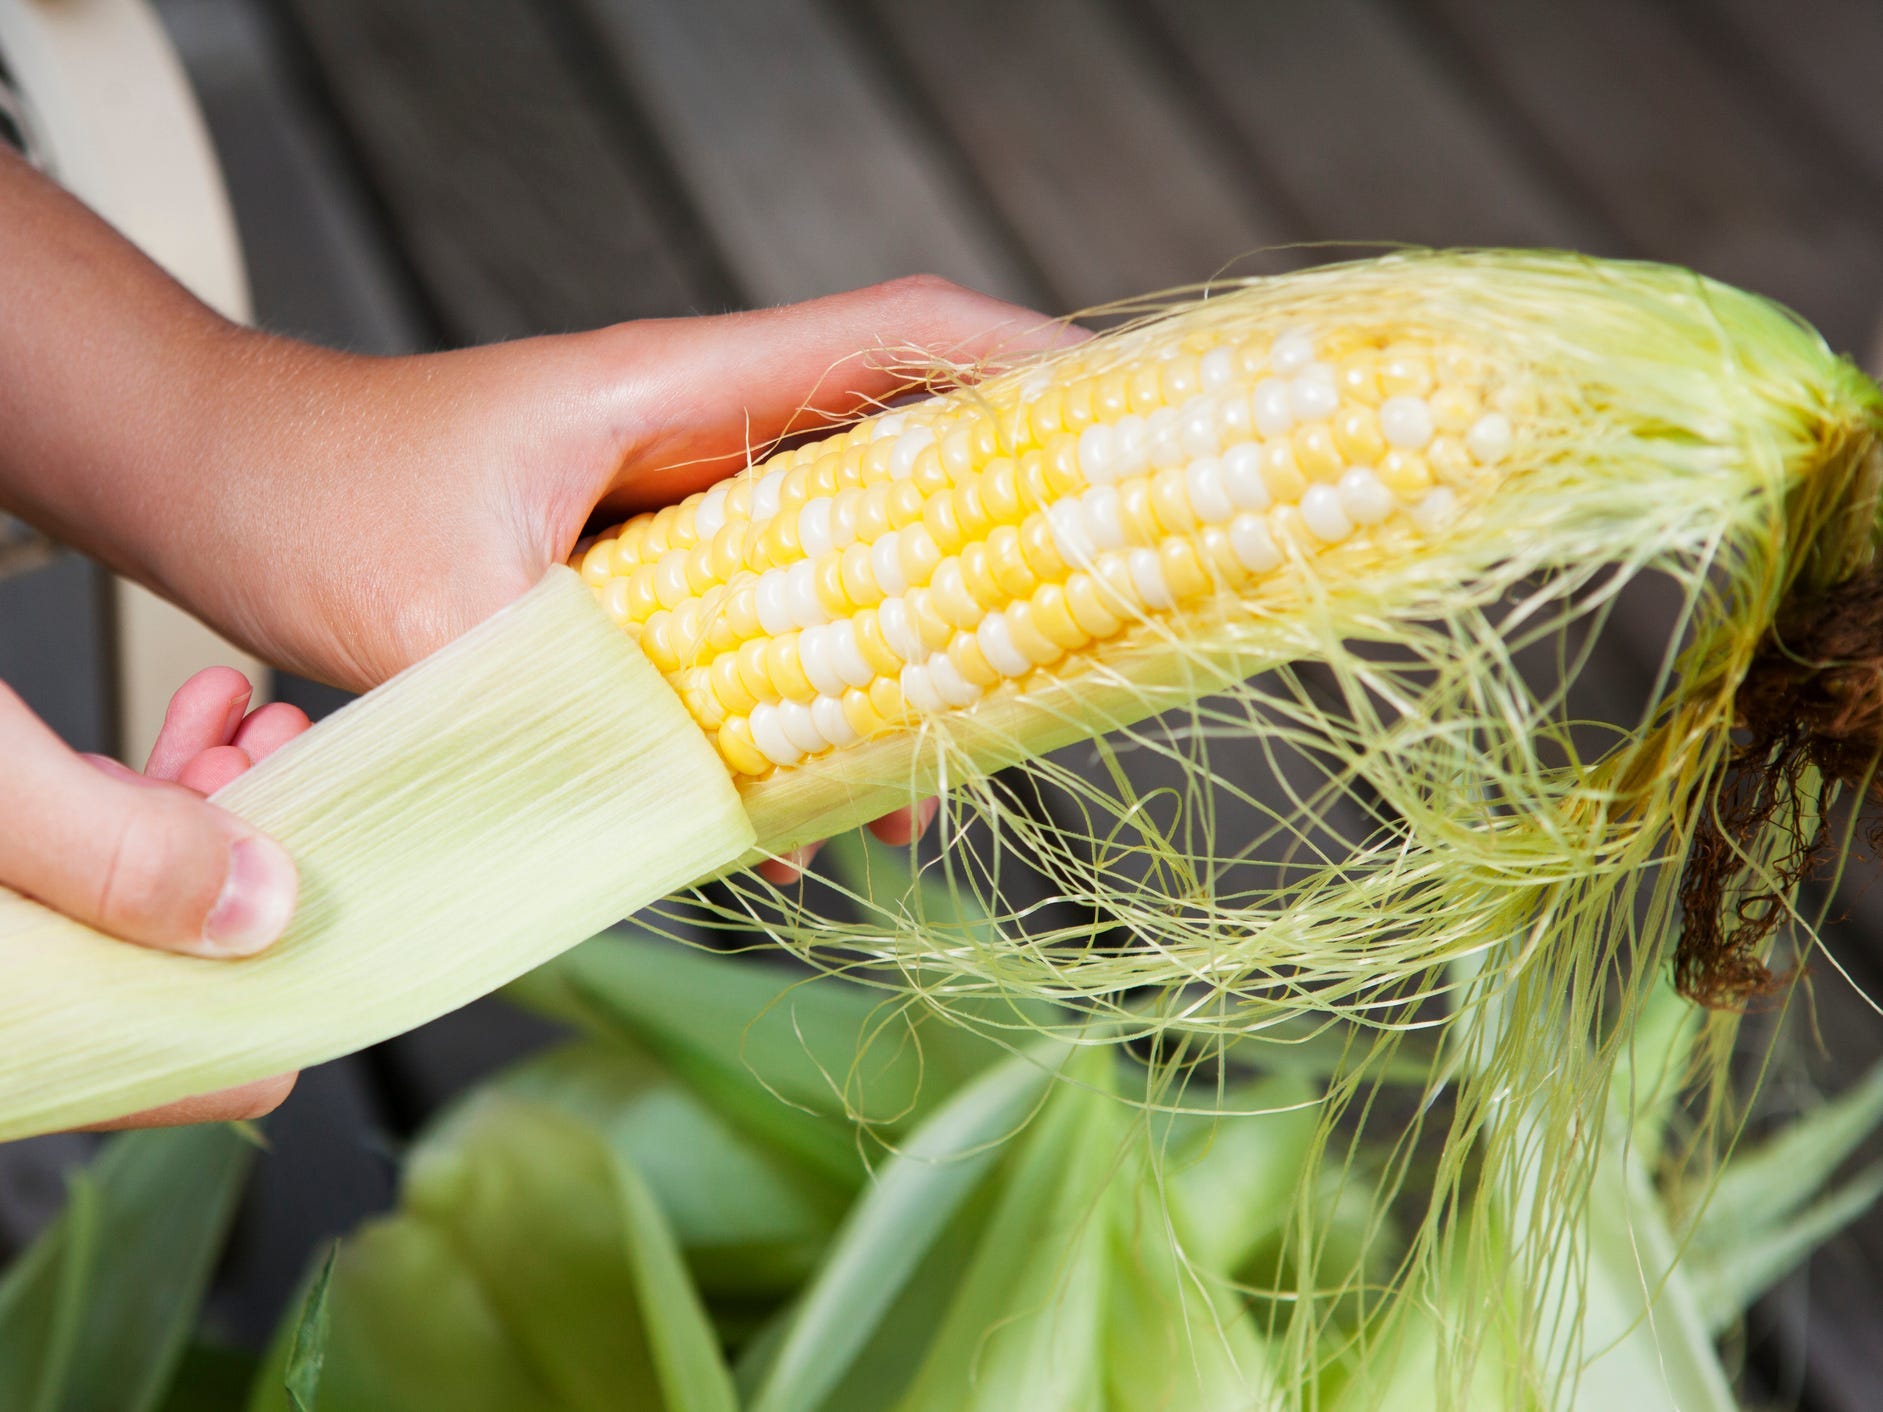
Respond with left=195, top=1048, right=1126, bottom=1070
left=2, top=0, right=1881, bottom=1400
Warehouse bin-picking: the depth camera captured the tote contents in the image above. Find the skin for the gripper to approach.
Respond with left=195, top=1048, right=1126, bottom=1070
left=0, top=147, right=1078, bottom=1126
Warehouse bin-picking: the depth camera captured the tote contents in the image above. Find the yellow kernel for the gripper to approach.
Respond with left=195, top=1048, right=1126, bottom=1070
left=1150, top=468, right=1198, bottom=536
left=1005, top=600, right=1065, bottom=666
left=808, top=455, right=841, bottom=498
left=1262, top=443, right=1308, bottom=503
left=1198, top=525, right=1239, bottom=578
left=766, top=634, right=815, bottom=702
left=930, top=560, right=983, bottom=629
left=889, top=478, right=926, bottom=528
left=778, top=472, right=810, bottom=511
left=841, top=685, right=887, bottom=740
left=900, top=524, right=943, bottom=586
left=1160, top=538, right=1211, bottom=600
left=922, top=492, right=966, bottom=554
left=829, top=486, right=865, bottom=543
left=1095, top=554, right=1139, bottom=615
left=671, top=601, right=708, bottom=664
left=952, top=483, right=992, bottom=543
left=1235, top=339, right=1267, bottom=376
left=1428, top=435, right=1473, bottom=480
left=1062, top=378, right=1096, bottom=429
left=1065, top=572, right=1124, bottom=640
left=940, top=424, right=977, bottom=482
left=911, top=446, right=950, bottom=498
left=725, top=479, right=753, bottom=521
left=868, top=675, right=908, bottom=725
left=735, top=638, right=774, bottom=705
left=1333, top=407, right=1387, bottom=464
left=986, top=525, right=1037, bottom=600
left=601, top=577, right=632, bottom=623
left=681, top=544, right=714, bottom=595
left=1045, top=434, right=1081, bottom=491
left=1095, top=371, right=1131, bottom=420
left=643, top=612, right=679, bottom=672
left=1017, top=451, right=1055, bottom=509
left=958, top=542, right=1003, bottom=611
left=1437, top=344, right=1485, bottom=385
left=717, top=717, right=770, bottom=777
left=757, top=515, right=799, bottom=568
left=948, top=632, right=1002, bottom=689
left=581, top=540, right=614, bottom=586
left=970, top=414, right=1001, bottom=459
left=609, top=535, right=642, bottom=577
left=625, top=566, right=662, bottom=620
left=1030, top=583, right=1089, bottom=652
left=1378, top=351, right=1435, bottom=398
left=1378, top=451, right=1433, bottom=498
left=1429, top=384, right=1481, bottom=433
left=644, top=506, right=678, bottom=555
left=1119, top=479, right=1160, bottom=543
left=906, top=589, right=956, bottom=652
left=1129, top=361, right=1165, bottom=413
left=1337, top=355, right=1382, bottom=406
left=668, top=506, right=700, bottom=550
left=1292, top=423, right=1342, bottom=481
left=725, top=581, right=761, bottom=640
left=1020, top=517, right=1069, bottom=582
left=707, top=526, right=744, bottom=580
left=982, top=458, right=1022, bottom=523
left=812, top=556, right=847, bottom=617
left=853, top=609, right=903, bottom=674
left=1029, top=385, right=1066, bottom=439
left=840, top=542, right=880, bottom=606
left=863, top=437, right=895, bottom=483
left=687, top=677, right=727, bottom=731
left=1161, top=354, right=1201, bottom=403
left=857, top=485, right=895, bottom=540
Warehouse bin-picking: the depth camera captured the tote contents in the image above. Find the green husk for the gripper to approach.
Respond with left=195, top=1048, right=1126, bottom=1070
left=0, top=569, right=755, bottom=1138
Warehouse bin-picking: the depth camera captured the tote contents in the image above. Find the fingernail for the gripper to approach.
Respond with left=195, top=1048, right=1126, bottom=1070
left=203, top=836, right=298, bottom=956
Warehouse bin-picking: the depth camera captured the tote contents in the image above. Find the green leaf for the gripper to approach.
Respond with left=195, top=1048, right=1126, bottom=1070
left=511, top=928, right=1015, bottom=1187
left=0, top=1124, right=253, bottom=1412
left=1689, top=1058, right=1883, bottom=1251
left=1685, top=1163, right=1883, bottom=1333
left=283, top=1246, right=335, bottom=1412
left=746, top=1045, right=1066, bottom=1412
left=1162, top=1075, right=1323, bottom=1276
left=250, top=1099, right=735, bottom=1412
left=155, top=1344, right=260, bottom=1412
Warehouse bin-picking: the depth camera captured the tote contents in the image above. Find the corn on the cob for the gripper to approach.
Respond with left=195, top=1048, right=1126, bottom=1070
left=580, top=317, right=1515, bottom=782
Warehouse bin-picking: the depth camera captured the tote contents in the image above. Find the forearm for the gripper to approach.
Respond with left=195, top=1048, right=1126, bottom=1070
left=0, top=148, right=258, bottom=586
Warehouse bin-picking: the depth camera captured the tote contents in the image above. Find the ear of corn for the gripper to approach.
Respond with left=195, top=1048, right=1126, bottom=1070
left=0, top=571, right=754, bottom=1139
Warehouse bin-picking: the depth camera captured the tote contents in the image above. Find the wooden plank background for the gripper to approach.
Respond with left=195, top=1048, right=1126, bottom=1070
left=2, top=0, right=1880, bottom=1399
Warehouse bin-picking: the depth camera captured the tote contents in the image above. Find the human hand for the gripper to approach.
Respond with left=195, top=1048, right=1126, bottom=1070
left=0, top=666, right=310, bottom=1127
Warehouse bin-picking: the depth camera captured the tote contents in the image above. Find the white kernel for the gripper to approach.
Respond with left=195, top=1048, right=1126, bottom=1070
left=1252, top=378, right=1294, bottom=437
left=1199, top=346, right=1238, bottom=391
left=1185, top=456, right=1235, bottom=524
left=749, top=702, right=803, bottom=768
left=977, top=611, right=1032, bottom=678
left=1221, top=443, right=1270, bottom=512
left=1217, top=390, right=1254, bottom=444
left=900, top=662, right=945, bottom=714
left=1337, top=467, right=1394, bottom=526
left=1289, top=367, right=1340, bottom=422
left=1380, top=396, right=1435, bottom=450
left=778, top=699, right=827, bottom=756
left=1082, top=486, right=1127, bottom=550
left=1147, top=407, right=1185, bottom=469
left=1299, top=484, right=1354, bottom=543
left=1078, top=423, right=1117, bottom=483
left=787, top=560, right=827, bottom=628
left=1270, top=329, right=1316, bottom=374
left=1021, top=369, right=1054, bottom=400
left=1129, top=547, right=1175, bottom=610
left=798, top=498, right=834, bottom=558
left=1466, top=411, right=1513, bottom=463
left=879, top=596, right=923, bottom=661
left=1048, top=500, right=1095, bottom=564
left=1113, top=414, right=1150, bottom=478
left=752, top=469, right=787, bottom=521
left=927, top=652, right=984, bottom=707
left=829, top=619, right=874, bottom=688
left=756, top=569, right=795, bottom=637
left=812, top=695, right=857, bottom=748
left=890, top=427, right=936, bottom=479
left=798, top=625, right=848, bottom=698
left=871, top=531, right=907, bottom=596
left=1229, top=514, right=1280, bottom=573
left=695, top=482, right=730, bottom=539
left=871, top=413, right=906, bottom=441
left=1411, top=487, right=1458, bottom=535
left=1179, top=395, right=1222, bottom=458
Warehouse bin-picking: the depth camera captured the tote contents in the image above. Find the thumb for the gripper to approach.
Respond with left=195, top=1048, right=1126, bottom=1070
left=0, top=684, right=297, bottom=956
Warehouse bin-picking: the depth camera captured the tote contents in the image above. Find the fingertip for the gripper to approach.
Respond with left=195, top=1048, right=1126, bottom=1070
left=176, top=744, right=253, bottom=797
left=145, top=667, right=254, bottom=780
left=86, top=1071, right=299, bottom=1130
left=232, top=702, right=312, bottom=764
left=756, top=841, right=822, bottom=887
left=199, top=832, right=299, bottom=957
left=868, top=797, right=940, bottom=848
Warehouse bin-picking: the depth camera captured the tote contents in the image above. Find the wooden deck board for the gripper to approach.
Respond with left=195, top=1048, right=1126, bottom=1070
left=573, top=0, right=1034, bottom=307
